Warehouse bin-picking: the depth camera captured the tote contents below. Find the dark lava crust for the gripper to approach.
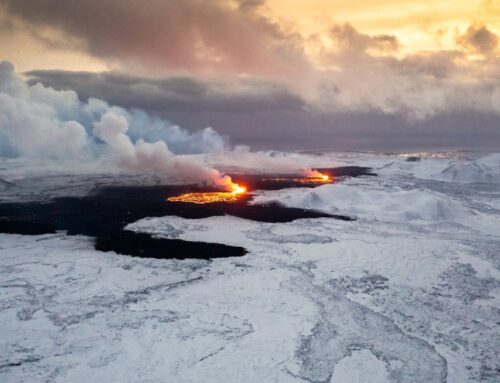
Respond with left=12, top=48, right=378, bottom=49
left=0, top=166, right=372, bottom=259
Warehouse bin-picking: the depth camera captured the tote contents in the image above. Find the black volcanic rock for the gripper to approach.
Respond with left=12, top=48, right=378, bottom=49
left=0, top=166, right=371, bottom=259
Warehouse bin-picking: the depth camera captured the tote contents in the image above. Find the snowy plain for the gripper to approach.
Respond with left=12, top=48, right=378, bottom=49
left=1, top=151, right=499, bottom=382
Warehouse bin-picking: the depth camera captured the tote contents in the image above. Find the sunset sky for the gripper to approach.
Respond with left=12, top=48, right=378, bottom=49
left=1, top=0, right=499, bottom=150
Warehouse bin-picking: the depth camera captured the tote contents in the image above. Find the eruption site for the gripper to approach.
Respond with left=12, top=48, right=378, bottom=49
left=295, top=169, right=332, bottom=184
left=165, top=169, right=331, bottom=204
left=167, top=178, right=247, bottom=204
left=263, top=169, right=332, bottom=185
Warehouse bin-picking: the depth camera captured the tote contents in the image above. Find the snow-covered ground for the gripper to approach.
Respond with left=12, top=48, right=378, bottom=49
left=1, top=151, right=499, bottom=382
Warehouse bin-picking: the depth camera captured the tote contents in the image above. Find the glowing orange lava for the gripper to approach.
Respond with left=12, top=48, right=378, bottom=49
left=167, top=181, right=247, bottom=204
left=295, top=170, right=332, bottom=184
left=267, top=170, right=332, bottom=184
left=230, top=183, right=247, bottom=194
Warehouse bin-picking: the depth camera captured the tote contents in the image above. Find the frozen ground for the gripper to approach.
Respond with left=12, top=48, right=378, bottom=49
left=1, top=151, right=499, bottom=382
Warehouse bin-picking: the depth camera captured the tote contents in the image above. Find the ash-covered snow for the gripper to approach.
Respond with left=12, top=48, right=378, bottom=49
left=1, top=151, right=499, bottom=383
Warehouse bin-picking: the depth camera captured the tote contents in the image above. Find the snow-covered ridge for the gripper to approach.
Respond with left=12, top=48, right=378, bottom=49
left=439, top=157, right=500, bottom=183
left=251, top=183, right=469, bottom=223
left=423, top=153, right=500, bottom=183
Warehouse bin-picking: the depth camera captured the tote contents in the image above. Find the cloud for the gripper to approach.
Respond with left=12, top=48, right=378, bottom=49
left=327, top=23, right=400, bottom=55
left=0, top=0, right=309, bottom=77
left=3, top=0, right=500, bottom=151
left=22, top=44, right=500, bottom=151
left=4, top=0, right=500, bottom=123
left=307, top=23, right=500, bottom=120
left=457, top=25, right=499, bottom=55
left=26, top=36, right=500, bottom=125
left=237, top=0, right=266, bottom=12
left=25, top=69, right=305, bottom=115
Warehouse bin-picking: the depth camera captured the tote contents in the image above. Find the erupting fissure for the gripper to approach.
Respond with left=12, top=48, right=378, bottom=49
left=295, top=170, right=331, bottom=184
left=266, top=170, right=332, bottom=184
left=166, top=169, right=330, bottom=204
left=167, top=178, right=247, bottom=204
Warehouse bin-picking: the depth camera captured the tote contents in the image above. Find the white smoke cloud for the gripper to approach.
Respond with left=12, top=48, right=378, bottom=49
left=0, top=61, right=88, bottom=158
left=93, top=112, right=232, bottom=187
left=0, top=60, right=236, bottom=187
left=0, top=91, right=88, bottom=158
left=0, top=61, right=228, bottom=159
left=210, top=145, right=306, bottom=173
left=206, top=145, right=334, bottom=178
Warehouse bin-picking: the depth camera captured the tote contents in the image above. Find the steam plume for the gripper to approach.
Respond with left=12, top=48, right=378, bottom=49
left=0, top=61, right=234, bottom=188
left=93, top=113, right=233, bottom=188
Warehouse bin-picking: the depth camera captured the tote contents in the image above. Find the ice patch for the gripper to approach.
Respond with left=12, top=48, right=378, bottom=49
left=245, top=227, right=333, bottom=244
left=127, top=215, right=335, bottom=248
left=331, top=349, right=390, bottom=383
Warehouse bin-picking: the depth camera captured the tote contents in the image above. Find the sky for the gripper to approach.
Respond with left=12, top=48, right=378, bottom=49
left=0, top=0, right=499, bottom=151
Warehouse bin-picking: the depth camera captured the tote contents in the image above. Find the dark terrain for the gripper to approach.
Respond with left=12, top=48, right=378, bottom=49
left=0, top=167, right=374, bottom=259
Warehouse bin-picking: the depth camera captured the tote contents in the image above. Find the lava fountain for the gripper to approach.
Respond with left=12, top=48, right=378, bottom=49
left=296, top=169, right=332, bottom=184
left=264, top=169, right=332, bottom=184
left=167, top=178, right=247, bottom=204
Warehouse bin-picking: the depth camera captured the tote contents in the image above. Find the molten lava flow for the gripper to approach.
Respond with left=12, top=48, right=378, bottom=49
left=294, top=170, right=332, bottom=184
left=167, top=179, right=247, bottom=204
left=263, top=170, right=332, bottom=184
